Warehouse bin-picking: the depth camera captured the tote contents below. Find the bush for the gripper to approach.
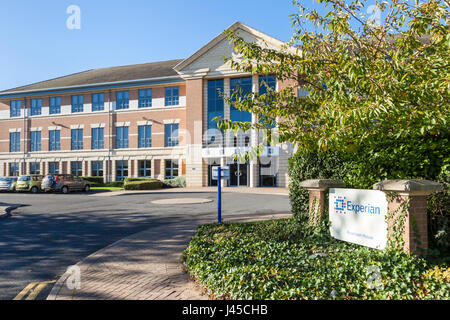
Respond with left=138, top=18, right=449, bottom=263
left=123, top=180, right=163, bottom=190
left=105, top=181, right=124, bottom=188
left=288, top=151, right=353, bottom=221
left=163, top=176, right=186, bottom=188
left=123, top=177, right=156, bottom=184
left=183, top=219, right=450, bottom=300
left=80, top=176, right=104, bottom=184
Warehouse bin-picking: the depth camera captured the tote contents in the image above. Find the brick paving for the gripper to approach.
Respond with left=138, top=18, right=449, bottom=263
left=48, top=212, right=291, bottom=300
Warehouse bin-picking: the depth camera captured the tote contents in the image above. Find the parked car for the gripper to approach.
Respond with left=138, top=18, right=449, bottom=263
left=42, top=174, right=91, bottom=194
left=16, top=175, right=43, bottom=193
left=0, top=177, right=18, bottom=192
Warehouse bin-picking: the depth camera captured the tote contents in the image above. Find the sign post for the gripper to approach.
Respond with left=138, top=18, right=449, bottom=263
left=212, top=166, right=229, bottom=224
left=218, top=167, right=221, bottom=223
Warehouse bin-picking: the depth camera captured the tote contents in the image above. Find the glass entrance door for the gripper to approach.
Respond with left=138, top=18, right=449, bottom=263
left=229, top=162, right=248, bottom=187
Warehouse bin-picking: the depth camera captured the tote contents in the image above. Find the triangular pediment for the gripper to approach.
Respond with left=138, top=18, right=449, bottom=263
left=174, top=22, right=289, bottom=78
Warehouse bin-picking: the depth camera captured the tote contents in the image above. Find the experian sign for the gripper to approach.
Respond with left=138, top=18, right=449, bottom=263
left=329, top=188, right=388, bottom=250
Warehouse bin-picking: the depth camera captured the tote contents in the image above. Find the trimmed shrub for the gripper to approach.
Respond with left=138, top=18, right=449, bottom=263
left=163, top=176, right=186, bottom=188
left=105, top=181, right=124, bottom=188
left=123, top=180, right=163, bottom=190
left=123, top=177, right=157, bottom=184
left=80, top=176, right=104, bottom=184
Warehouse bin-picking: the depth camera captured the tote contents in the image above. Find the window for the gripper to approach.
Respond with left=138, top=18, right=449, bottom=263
left=71, top=161, right=82, bottom=176
left=72, top=95, right=84, bottom=113
left=49, top=130, right=61, bottom=151
left=10, top=100, right=21, bottom=117
left=138, top=125, right=152, bottom=148
left=230, top=77, right=252, bottom=122
left=259, top=75, right=277, bottom=129
left=49, top=97, right=61, bottom=114
left=48, top=162, right=59, bottom=174
left=165, top=87, right=179, bottom=106
left=91, top=161, right=103, bottom=177
left=138, top=160, right=151, bottom=177
left=30, top=162, right=40, bottom=175
left=116, top=126, right=129, bottom=149
left=30, top=131, right=41, bottom=152
left=116, top=161, right=128, bottom=181
left=71, top=129, right=83, bottom=150
left=9, top=162, right=19, bottom=177
left=91, top=128, right=104, bottom=150
left=207, top=79, right=224, bottom=129
left=116, top=91, right=129, bottom=110
left=31, top=99, right=42, bottom=116
left=10, top=132, right=20, bottom=152
left=298, top=87, right=309, bottom=97
left=165, top=160, right=179, bottom=179
left=139, top=89, right=152, bottom=108
left=92, top=93, right=105, bottom=111
left=259, top=75, right=276, bottom=94
left=165, top=124, right=179, bottom=147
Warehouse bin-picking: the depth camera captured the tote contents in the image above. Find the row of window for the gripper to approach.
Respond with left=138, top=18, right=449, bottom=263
left=6, top=159, right=179, bottom=180
left=9, top=86, right=181, bottom=117
left=9, top=124, right=179, bottom=152
left=207, top=76, right=277, bottom=129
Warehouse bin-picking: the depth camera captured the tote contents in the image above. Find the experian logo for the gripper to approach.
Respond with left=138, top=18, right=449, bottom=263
left=333, top=196, right=381, bottom=215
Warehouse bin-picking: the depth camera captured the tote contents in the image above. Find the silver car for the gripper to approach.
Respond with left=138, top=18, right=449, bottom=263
left=0, top=177, right=18, bottom=192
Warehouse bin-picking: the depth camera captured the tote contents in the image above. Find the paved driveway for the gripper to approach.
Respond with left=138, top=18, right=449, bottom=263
left=0, top=191, right=290, bottom=300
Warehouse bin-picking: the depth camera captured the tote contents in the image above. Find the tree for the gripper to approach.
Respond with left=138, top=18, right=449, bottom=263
left=217, top=0, right=449, bottom=166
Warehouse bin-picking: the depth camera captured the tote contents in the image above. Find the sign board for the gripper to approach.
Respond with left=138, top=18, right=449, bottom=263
left=329, top=188, right=388, bottom=250
left=212, top=166, right=230, bottom=180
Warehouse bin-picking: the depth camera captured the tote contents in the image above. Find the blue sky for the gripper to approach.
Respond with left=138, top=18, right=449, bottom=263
left=0, top=0, right=302, bottom=91
left=0, top=0, right=376, bottom=91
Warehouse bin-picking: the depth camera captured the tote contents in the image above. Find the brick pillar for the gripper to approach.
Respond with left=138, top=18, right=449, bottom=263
left=299, top=179, right=346, bottom=226
left=373, top=179, right=443, bottom=256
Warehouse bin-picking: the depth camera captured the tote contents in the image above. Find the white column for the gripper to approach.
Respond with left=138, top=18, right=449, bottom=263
left=249, top=75, right=259, bottom=187
left=102, top=160, right=108, bottom=184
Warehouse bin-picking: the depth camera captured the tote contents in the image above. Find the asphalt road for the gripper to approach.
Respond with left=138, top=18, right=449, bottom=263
left=0, top=190, right=290, bottom=300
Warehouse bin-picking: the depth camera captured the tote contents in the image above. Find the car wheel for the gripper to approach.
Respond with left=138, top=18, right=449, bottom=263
left=31, top=186, right=38, bottom=194
left=62, top=186, right=69, bottom=194
left=84, top=185, right=90, bottom=193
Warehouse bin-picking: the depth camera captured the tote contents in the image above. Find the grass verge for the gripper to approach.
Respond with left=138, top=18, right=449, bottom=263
left=182, top=218, right=449, bottom=300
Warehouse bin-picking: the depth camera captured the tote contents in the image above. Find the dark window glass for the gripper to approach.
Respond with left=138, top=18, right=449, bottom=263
left=116, top=91, right=129, bottom=110
left=165, top=87, right=179, bottom=106
left=92, top=93, right=105, bottom=111
left=230, top=77, right=252, bottom=122
left=9, top=132, right=20, bottom=152
left=71, top=161, right=82, bottom=176
left=72, top=95, right=84, bottom=113
left=164, top=124, right=179, bottom=147
left=138, top=125, right=152, bottom=148
left=49, top=97, right=61, bottom=114
left=31, top=99, right=42, bottom=116
left=207, top=79, right=224, bottom=129
left=116, top=126, right=129, bottom=149
left=91, top=161, right=103, bottom=177
left=49, top=130, right=61, bottom=151
left=139, top=89, right=152, bottom=108
left=30, top=131, right=41, bottom=152
left=92, top=128, right=104, bottom=150
left=71, top=129, right=83, bottom=150
left=10, top=100, right=21, bottom=117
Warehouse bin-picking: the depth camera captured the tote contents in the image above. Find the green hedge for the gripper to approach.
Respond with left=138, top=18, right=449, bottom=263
left=288, top=151, right=352, bottom=221
left=105, top=181, right=124, bottom=188
left=80, top=176, right=104, bottom=184
left=123, top=177, right=158, bottom=184
left=183, top=219, right=450, bottom=300
left=123, top=180, right=163, bottom=190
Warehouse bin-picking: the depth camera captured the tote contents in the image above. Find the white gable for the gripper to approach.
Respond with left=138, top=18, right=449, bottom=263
left=174, top=22, right=288, bottom=78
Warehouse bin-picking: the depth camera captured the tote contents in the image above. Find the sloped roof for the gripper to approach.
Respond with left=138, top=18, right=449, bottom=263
left=1, top=59, right=184, bottom=94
